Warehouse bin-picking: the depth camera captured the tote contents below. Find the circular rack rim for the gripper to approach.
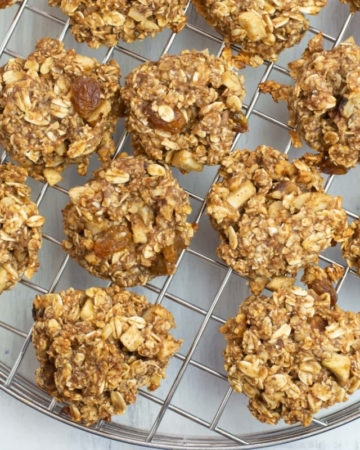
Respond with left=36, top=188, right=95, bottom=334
left=0, top=1, right=359, bottom=449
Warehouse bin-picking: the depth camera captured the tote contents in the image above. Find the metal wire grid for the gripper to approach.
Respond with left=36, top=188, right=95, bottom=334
left=0, top=1, right=359, bottom=448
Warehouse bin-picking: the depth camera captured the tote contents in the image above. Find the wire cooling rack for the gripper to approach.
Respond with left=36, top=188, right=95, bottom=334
left=1, top=1, right=360, bottom=449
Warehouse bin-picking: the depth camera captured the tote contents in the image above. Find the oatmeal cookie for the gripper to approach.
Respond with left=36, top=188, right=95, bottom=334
left=220, top=282, right=360, bottom=426
left=260, top=34, right=360, bottom=174
left=0, top=163, right=44, bottom=294
left=48, top=0, right=187, bottom=49
left=341, top=219, right=360, bottom=275
left=121, top=50, right=247, bottom=173
left=0, top=37, right=121, bottom=185
left=62, top=154, right=196, bottom=287
left=0, top=0, right=19, bottom=9
left=192, top=0, right=326, bottom=67
left=32, top=286, right=182, bottom=425
left=206, top=146, right=347, bottom=294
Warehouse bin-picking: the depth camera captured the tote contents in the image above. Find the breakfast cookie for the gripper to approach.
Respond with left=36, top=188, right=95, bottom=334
left=62, top=154, right=196, bottom=287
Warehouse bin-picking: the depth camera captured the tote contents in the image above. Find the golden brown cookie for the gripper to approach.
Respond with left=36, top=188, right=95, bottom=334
left=206, top=146, right=347, bottom=293
left=260, top=34, right=360, bottom=175
left=220, top=281, right=360, bottom=426
left=121, top=49, right=247, bottom=173
left=62, top=154, right=196, bottom=287
left=0, top=163, right=44, bottom=294
left=0, top=38, right=121, bottom=185
left=33, top=286, right=182, bottom=425
left=48, top=0, right=187, bottom=48
left=192, top=0, right=326, bottom=67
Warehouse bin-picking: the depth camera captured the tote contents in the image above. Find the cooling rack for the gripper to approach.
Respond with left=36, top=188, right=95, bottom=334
left=1, top=1, right=360, bottom=449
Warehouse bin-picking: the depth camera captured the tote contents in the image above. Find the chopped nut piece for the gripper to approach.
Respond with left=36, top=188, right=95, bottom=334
left=0, top=163, right=44, bottom=294
left=110, top=391, right=126, bottom=413
left=120, top=324, right=144, bottom=352
left=43, top=169, right=63, bottom=187
left=192, top=0, right=326, bottom=67
left=171, top=151, right=204, bottom=173
left=341, top=219, right=360, bottom=275
left=49, top=0, right=187, bottom=48
left=0, top=38, right=121, bottom=182
left=322, top=354, right=351, bottom=383
left=207, top=146, right=347, bottom=294
left=227, top=181, right=256, bottom=209
left=121, top=50, right=246, bottom=172
left=32, top=286, right=182, bottom=425
left=260, top=35, right=360, bottom=173
left=62, top=154, right=195, bottom=287
left=220, top=286, right=360, bottom=426
left=266, top=276, right=295, bottom=291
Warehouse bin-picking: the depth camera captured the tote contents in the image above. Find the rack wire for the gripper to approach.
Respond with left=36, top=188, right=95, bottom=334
left=0, top=1, right=360, bottom=449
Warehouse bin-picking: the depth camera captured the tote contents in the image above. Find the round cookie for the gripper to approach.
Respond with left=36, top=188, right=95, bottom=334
left=206, top=145, right=347, bottom=294
left=121, top=49, right=247, bottom=173
left=0, top=163, right=44, bottom=294
left=62, top=154, right=196, bottom=287
left=260, top=34, right=360, bottom=174
left=0, top=38, right=121, bottom=185
left=192, top=0, right=326, bottom=67
left=341, top=219, right=360, bottom=275
left=48, top=0, right=187, bottom=49
left=220, top=280, right=360, bottom=426
left=32, top=286, right=182, bottom=425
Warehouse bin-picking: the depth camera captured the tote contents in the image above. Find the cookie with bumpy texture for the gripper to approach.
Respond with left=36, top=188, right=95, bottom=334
left=62, top=154, right=196, bottom=287
left=192, top=0, right=326, bottom=67
left=220, top=281, right=360, bottom=426
left=260, top=34, right=360, bottom=175
left=48, top=0, right=187, bottom=49
left=121, top=49, right=247, bottom=173
left=32, top=286, right=182, bottom=425
left=206, top=146, right=347, bottom=294
left=0, top=38, right=121, bottom=185
left=0, top=163, right=44, bottom=294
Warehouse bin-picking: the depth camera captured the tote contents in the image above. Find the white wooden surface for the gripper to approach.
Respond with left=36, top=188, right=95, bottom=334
left=2, top=390, right=360, bottom=450
left=1, top=1, right=360, bottom=450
